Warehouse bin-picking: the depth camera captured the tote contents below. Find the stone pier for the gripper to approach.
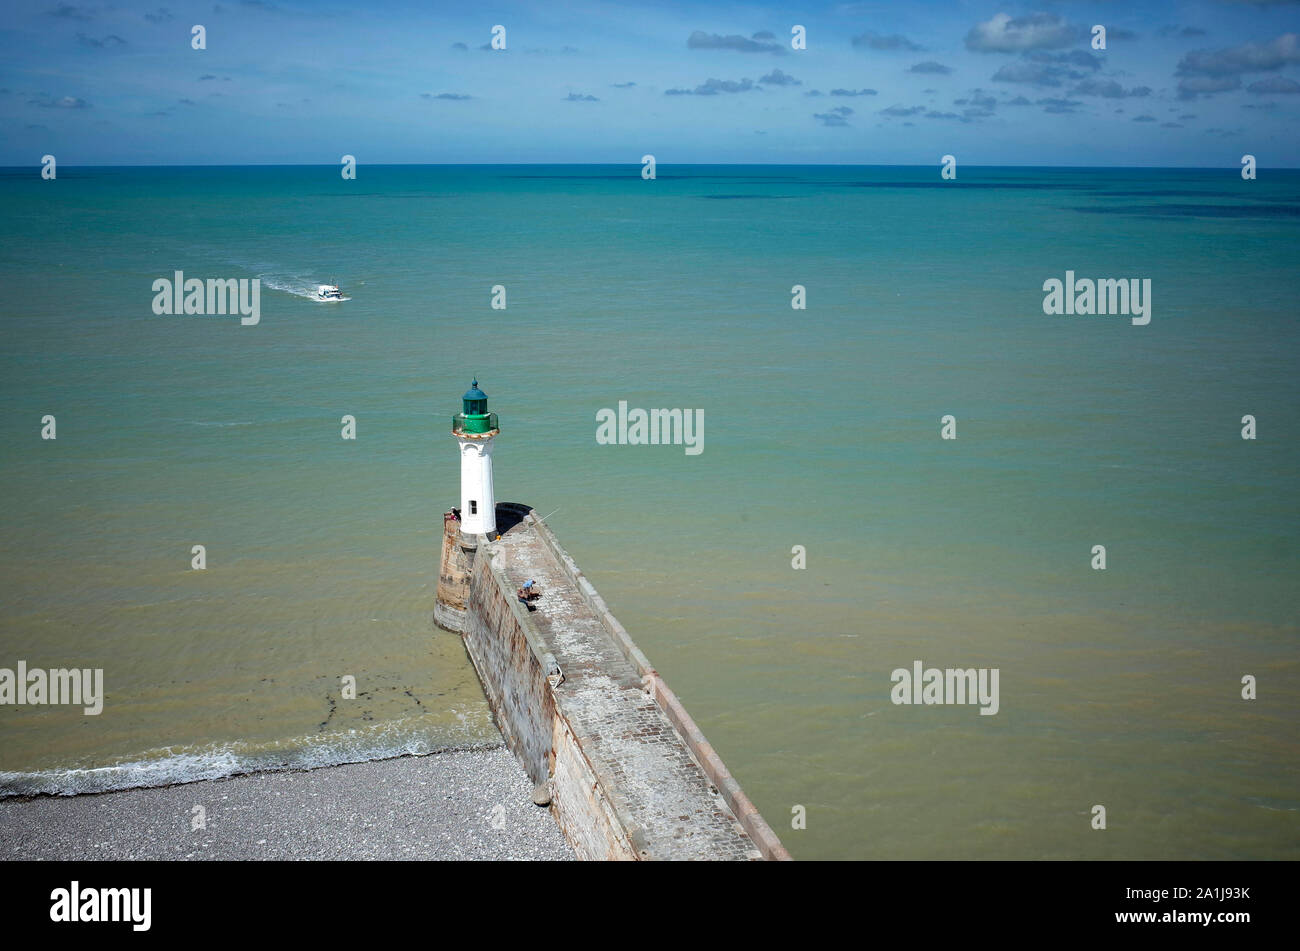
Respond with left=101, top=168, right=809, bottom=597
left=436, top=502, right=790, bottom=861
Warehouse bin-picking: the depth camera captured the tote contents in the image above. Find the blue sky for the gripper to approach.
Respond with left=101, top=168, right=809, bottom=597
left=2, top=0, right=1298, bottom=166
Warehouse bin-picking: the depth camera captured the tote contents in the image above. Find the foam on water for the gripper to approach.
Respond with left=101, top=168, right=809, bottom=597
left=0, top=711, right=498, bottom=798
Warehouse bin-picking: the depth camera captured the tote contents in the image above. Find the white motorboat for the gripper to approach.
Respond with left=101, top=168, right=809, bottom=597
left=314, top=284, right=344, bottom=302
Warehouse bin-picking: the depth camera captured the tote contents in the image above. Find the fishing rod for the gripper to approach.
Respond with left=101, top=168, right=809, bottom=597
left=532, top=507, right=561, bottom=525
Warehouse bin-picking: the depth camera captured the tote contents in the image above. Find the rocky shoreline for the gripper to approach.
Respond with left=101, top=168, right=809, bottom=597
left=0, top=747, right=573, bottom=861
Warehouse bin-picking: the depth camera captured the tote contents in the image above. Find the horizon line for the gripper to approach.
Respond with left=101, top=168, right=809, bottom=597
left=5, top=161, right=1296, bottom=171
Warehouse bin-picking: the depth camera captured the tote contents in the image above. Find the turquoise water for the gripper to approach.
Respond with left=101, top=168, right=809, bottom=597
left=0, top=164, right=1296, bottom=858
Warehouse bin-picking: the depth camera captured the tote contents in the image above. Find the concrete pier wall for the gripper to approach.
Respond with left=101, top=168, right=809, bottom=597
left=436, top=502, right=790, bottom=861
left=457, top=532, right=636, bottom=858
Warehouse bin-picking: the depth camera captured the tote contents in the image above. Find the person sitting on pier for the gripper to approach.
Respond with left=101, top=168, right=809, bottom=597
left=517, top=579, right=541, bottom=602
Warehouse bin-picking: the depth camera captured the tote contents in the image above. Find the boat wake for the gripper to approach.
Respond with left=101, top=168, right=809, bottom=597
left=258, top=275, right=353, bottom=302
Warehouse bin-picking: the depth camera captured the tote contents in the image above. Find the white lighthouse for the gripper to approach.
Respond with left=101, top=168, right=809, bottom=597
left=452, top=379, right=499, bottom=536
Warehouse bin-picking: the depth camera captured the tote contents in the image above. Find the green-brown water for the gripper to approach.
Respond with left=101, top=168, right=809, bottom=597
left=0, top=165, right=1296, bottom=858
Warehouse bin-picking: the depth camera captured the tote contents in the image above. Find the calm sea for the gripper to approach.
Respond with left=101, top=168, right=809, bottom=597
left=0, top=164, right=1296, bottom=859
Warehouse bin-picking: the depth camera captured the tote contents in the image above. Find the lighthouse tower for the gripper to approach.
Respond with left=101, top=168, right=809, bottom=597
left=452, top=379, right=499, bottom=536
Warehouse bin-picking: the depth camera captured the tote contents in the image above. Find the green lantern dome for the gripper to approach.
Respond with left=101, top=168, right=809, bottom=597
left=462, top=379, right=488, bottom=415
left=453, top=379, right=499, bottom=436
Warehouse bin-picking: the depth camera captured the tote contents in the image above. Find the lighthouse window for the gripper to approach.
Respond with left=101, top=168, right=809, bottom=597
left=469, top=501, right=478, bottom=515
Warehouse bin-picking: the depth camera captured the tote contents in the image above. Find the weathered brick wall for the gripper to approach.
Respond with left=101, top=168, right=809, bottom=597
left=460, top=550, right=553, bottom=786
left=457, top=539, right=636, bottom=859
left=550, top=715, right=637, bottom=860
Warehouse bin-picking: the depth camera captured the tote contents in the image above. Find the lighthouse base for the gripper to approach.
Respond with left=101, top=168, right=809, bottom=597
left=435, top=504, right=533, bottom=633
left=433, top=511, right=476, bottom=633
